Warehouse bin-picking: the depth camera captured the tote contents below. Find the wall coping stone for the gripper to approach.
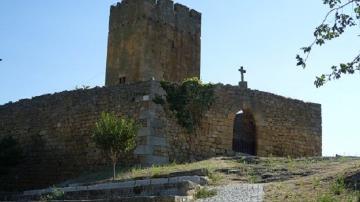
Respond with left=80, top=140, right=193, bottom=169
left=22, top=175, right=208, bottom=197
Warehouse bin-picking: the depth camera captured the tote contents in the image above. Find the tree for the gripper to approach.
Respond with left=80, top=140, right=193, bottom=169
left=92, top=112, right=138, bottom=180
left=296, top=0, right=360, bottom=87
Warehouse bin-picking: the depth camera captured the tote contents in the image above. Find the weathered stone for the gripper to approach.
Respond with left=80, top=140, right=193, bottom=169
left=105, top=0, right=201, bottom=86
left=345, top=170, right=360, bottom=190
left=10, top=178, right=200, bottom=202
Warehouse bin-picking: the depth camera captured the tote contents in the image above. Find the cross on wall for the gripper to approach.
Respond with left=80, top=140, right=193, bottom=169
left=238, top=66, right=246, bottom=82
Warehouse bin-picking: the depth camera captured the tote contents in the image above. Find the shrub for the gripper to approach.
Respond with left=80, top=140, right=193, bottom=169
left=92, top=112, right=138, bottom=180
left=330, top=176, right=346, bottom=195
left=40, top=187, right=64, bottom=201
left=208, top=171, right=223, bottom=185
left=195, top=187, right=217, bottom=199
left=160, top=77, right=215, bottom=133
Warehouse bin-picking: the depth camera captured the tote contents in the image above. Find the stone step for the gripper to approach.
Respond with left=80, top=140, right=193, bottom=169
left=4, top=176, right=208, bottom=201
left=22, top=195, right=194, bottom=202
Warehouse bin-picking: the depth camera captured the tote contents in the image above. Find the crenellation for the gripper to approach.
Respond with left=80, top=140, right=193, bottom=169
left=174, top=3, right=189, bottom=14
left=174, top=3, right=191, bottom=32
left=156, top=0, right=175, bottom=25
left=109, top=0, right=200, bottom=33
left=190, top=9, right=201, bottom=21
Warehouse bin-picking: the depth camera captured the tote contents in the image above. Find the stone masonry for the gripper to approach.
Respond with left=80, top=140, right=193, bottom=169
left=0, top=81, right=168, bottom=190
left=105, top=0, right=201, bottom=86
left=161, top=84, right=322, bottom=162
left=0, top=81, right=321, bottom=190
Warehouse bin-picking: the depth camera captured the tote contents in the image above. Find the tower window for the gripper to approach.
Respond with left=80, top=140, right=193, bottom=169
left=119, top=77, right=126, bottom=84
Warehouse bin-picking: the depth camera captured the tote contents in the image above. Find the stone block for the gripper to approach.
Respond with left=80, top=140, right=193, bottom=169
left=168, top=177, right=179, bottom=184
left=134, top=145, right=153, bottom=155
left=138, top=127, right=152, bottom=137
left=135, top=179, right=150, bottom=187
left=149, top=137, right=167, bottom=146
left=150, top=178, right=169, bottom=185
left=143, top=155, right=169, bottom=166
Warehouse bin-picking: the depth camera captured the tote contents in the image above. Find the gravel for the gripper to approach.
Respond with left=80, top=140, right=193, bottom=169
left=197, top=183, right=264, bottom=202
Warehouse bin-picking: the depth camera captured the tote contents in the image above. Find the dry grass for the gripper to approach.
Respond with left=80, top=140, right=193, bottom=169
left=63, top=157, right=230, bottom=185
left=264, top=157, right=360, bottom=202
left=116, top=158, right=227, bottom=181
left=62, top=155, right=360, bottom=202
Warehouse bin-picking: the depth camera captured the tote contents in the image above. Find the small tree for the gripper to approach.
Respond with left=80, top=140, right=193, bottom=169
left=92, top=112, right=138, bottom=180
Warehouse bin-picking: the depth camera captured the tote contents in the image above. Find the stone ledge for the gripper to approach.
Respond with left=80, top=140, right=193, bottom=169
left=22, top=176, right=208, bottom=196
left=12, top=179, right=201, bottom=201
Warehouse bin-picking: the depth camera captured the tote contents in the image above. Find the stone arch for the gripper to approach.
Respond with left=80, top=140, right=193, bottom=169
left=232, top=109, right=257, bottom=155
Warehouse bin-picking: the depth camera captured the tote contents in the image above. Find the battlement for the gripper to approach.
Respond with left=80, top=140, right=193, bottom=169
left=110, top=0, right=201, bottom=35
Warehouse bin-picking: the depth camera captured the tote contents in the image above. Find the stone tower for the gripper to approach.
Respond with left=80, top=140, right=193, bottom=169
left=105, top=0, right=201, bottom=86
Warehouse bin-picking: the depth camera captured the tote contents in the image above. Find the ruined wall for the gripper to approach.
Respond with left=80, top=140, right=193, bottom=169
left=0, top=81, right=164, bottom=191
left=105, top=0, right=201, bottom=86
left=159, top=84, right=322, bottom=162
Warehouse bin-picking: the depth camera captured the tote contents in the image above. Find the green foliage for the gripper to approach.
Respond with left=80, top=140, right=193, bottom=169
left=40, top=187, right=65, bottom=201
left=297, top=0, right=360, bottom=87
left=160, top=77, right=215, bottom=133
left=352, top=191, right=360, bottom=201
left=153, top=95, right=165, bottom=105
left=195, top=187, right=217, bottom=199
left=317, top=193, right=336, bottom=202
left=92, top=112, right=138, bottom=179
left=330, top=175, right=346, bottom=195
left=93, top=112, right=138, bottom=155
left=0, top=136, right=22, bottom=175
left=208, top=171, right=224, bottom=185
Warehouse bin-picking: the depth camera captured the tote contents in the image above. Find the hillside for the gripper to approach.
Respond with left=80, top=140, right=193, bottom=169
left=4, top=155, right=359, bottom=201
left=60, top=156, right=360, bottom=201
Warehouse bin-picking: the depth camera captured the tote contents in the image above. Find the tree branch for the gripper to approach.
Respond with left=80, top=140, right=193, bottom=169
left=303, top=0, right=358, bottom=63
left=297, top=0, right=360, bottom=87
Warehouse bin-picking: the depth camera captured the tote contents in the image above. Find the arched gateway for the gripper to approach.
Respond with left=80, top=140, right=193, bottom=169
left=232, top=110, right=257, bottom=155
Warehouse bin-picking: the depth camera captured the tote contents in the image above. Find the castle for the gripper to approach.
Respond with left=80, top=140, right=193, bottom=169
left=0, top=0, right=322, bottom=191
left=106, top=0, right=201, bottom=85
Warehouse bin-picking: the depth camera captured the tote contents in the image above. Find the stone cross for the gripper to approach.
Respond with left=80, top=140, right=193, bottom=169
left=238, top=66, right=246, bottom=82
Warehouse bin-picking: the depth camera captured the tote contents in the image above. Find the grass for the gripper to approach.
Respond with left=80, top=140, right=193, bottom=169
left=115, top=159, right=226, bottom=180
left=195, top=187, right=217, bottom=199
left=330, top=175, right=346, bottom=195
left=59, top=155, right=360, bottom=202
left=312, top=176, right=321, bottom=189
left=265, top=157, right=360, bottom=202
left=208, top=171, right=224, bottom=185
left=62, top=158, right=229, bottom=185
left=316, top=193, right=335, bottom=202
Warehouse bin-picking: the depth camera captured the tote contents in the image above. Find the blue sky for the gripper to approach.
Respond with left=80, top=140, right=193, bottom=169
left=0, top=0, right=359, bottom=156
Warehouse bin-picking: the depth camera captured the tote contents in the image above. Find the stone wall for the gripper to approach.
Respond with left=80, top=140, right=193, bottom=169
left=0, top=81, right=163, bottom=191
left=159, top=84, right=322, bottom=162
left=105, top=0, right=201, bottom=86
left=0, top=81, right=321, bottom=191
